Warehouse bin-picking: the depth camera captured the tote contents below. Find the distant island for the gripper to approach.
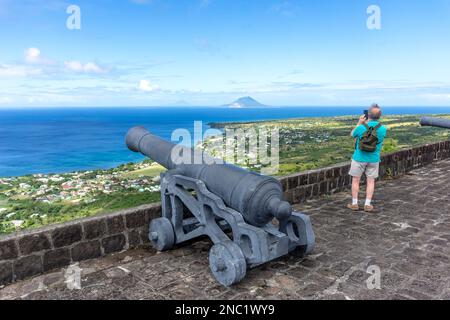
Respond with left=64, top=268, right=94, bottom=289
left=223, top=96, right=268, bottom=108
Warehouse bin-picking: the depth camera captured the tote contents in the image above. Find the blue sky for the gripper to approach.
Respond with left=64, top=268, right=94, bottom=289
left=0, top=0, right=450, bottom=107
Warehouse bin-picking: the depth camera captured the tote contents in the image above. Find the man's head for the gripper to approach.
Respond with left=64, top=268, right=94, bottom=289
left=368, top=103, right=382, bottom=120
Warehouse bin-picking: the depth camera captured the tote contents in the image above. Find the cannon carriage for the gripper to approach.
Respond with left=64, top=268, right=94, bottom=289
left=126, top=126, right=315, bottom=286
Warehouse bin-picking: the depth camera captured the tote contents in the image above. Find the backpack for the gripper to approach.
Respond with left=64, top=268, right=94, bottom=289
left=358, top=123, right=382, bottom=152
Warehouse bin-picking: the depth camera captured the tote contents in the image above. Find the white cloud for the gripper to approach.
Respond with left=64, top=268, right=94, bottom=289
left=24, top=47, right=55, bottom=65
left=25, top=47, right=41, bottom=63
left=23, top=47, right=107, bottom=74
left=27, top=96, right=46, bottom=104
left=421, top=93, right=450, bottom=102
left=1, top=48, right=109, bottom=78
left=322, top=81, right=450, bottom=91
left=138, top=79, right=160, bottom=92
left=64, top=61, right=106, bottom=74
left=0, top=64, right=42, bottom=77
left=0, top=97, right=13, bottom=105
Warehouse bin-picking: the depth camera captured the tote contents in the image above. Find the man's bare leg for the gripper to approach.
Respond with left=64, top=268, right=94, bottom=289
left=365, top=177, right=375, bottom=211
left=347, top=176, right=361, bottom=210
left=352, top=176, right=361, bottom=201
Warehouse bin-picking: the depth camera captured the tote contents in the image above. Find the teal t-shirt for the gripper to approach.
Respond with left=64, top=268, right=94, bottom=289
left=352, top=121, right=387, bottom=163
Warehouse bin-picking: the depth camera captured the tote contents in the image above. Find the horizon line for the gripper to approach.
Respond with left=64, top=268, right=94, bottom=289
left=2, top=105, right=450, bottom=109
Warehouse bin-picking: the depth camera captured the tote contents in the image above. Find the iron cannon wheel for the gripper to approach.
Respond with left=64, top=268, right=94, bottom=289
left=209, top=240, right=247, bottom=287
left=149, top=217, right=175, bottom=251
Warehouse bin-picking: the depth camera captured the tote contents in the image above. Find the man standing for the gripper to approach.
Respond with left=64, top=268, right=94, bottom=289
left=348, top=104, right=387, bottom=212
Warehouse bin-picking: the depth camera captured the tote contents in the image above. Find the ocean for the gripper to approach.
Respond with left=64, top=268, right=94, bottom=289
left=1, top=106, right=449, bottom=177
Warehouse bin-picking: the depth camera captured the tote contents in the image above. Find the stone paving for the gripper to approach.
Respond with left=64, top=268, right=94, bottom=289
left=1, top=159, right=450, bottom=300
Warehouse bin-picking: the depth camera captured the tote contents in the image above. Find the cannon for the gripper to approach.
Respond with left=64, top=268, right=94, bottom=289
left=420, top=117, right=450, bottom=129
left=125, top=126, right=315, bottom=286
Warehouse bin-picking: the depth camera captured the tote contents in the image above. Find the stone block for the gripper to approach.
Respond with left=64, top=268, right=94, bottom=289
left=140, top=228, right=150, bottom=244
left=83, top=219, right=107, bottom=240
left=13, top=255, right=43, bottom=280
left=128, top=229, right=142, bottom=248
left=317, top=170, right=325, bottom=182
left=125, top=211, right=146, bottom=229
left=333, top=167, right=340, bottom=178
left=287, top=175, right=299, bottom=189
left=102, top=234, right=126, bottom=254
left=299, top=174, right=308, bottom=186
left=0, top=239, right=19, bottom=260
left=312, top=183, right=319, bottom=196
left=0, top=261, right=13, bottom=285
left=52, top=224, right=82, bottom=248
left=307, top=172, right=318, bottom=184
left=305, top=185, right=313, bottom=198
left=292, top=187, right=305, bottom=204
left=343, top=174, right=351, bottom=186
left=319, top=181, right=328, bottom=194
left=329, top=178, right=339, bottom=192
left=71, top=240, right=102, bottom=262
left=43, top=248, right=71, bottom=271
left=18, top=234, right=51, bottom=255
left=106, top=215, right=125, bottom=235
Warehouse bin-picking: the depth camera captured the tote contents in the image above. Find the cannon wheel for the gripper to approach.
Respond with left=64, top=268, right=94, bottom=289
left=209, top=240, right=247, bottom=287
left=149, top=217, right=175, bottom=251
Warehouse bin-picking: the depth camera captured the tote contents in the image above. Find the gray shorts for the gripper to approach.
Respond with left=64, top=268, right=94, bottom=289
left=349, top=160, right=380, bottom=179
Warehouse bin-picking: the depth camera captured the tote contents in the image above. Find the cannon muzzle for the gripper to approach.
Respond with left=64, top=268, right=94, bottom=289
left=126, top=126, right=292, bottom=226
left=420, top=117, right=450, bottom=129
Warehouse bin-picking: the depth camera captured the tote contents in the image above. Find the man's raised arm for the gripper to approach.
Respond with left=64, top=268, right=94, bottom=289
left=351, top=115, right=368, bottom=137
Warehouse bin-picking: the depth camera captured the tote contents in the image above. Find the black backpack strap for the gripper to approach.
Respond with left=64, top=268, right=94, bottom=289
left=373, top=122, right=382, bottom=130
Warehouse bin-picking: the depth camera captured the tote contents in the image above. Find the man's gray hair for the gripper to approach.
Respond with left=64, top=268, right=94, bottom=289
left=369, top=103, right=382, bottom=120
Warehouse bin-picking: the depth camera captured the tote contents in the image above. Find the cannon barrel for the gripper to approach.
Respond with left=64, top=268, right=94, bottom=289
left=420, top=117, right=450, bottom=129
left=126, top=126, right=292, bottom=227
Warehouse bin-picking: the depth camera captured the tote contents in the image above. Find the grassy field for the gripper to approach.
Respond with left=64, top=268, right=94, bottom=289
left=121, top=163, right=165, bottom=179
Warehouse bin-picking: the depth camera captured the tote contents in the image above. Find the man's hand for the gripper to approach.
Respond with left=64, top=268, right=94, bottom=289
left=357, top=115, right=367, bottom=125
left=351, top=115, right=368, bottom=137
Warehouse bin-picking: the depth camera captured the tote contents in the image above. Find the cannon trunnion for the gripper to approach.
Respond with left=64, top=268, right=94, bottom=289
left=126, top=126, right=315, bottom=286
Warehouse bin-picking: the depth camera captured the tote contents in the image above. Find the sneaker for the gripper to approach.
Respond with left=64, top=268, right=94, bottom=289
left=364, top=205, right=374, bottom=212
left=347, top=203, right=360, bottom=211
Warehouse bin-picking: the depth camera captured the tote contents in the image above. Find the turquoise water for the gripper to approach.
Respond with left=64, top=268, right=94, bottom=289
left=1, top=106, right=449, bottom=177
